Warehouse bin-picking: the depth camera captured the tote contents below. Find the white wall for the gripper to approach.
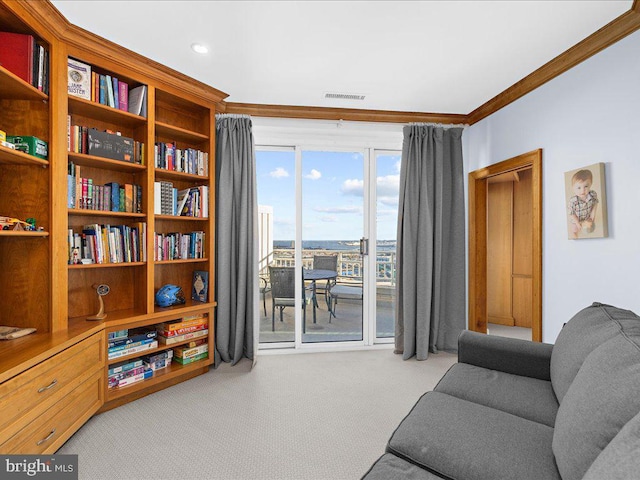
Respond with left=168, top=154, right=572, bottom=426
left=465, top=30, right=640, bottom=343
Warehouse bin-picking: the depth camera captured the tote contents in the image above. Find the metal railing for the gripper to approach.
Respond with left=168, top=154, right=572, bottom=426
left=260, top=248, right=396, bottom=286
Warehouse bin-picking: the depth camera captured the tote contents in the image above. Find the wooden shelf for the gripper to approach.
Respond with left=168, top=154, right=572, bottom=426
left=105, top=357, right=212, bottom=401
left=155, top=258, right=207, bottom=265
left=68, top=261, right=145, bottom=270
left=0, top=144, right=49, bottom=167
left=0, top=230, right=49, bottom=237
left=69, top=96, right=147, bottom=128
left=68, top=152, right=146, bottom=173
left=68, top=208, right=146, bottom=218
left=155, top=215, right=208, bottom=221
left=154, top=168, right=208, bottom=182
left=0, top=65, right=48, bottom=101
left=155, top=121, right=209, bottom=143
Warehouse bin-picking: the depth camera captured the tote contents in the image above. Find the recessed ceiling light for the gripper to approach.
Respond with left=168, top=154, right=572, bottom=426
left=191, top=43, right=209, bottom=55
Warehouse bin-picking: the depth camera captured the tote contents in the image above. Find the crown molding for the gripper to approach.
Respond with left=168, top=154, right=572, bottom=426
left=223, top=102, right=467, bottom=125
left=467, top=6, right=640, bottom=125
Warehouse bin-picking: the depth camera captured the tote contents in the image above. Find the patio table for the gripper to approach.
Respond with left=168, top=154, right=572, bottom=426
left=303, top=268, right=337, bottom=323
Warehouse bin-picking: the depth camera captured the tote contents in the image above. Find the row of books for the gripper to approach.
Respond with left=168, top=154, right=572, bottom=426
left=154, top=182, right=209, bottom=218
left=67, top=118, right=145, bottom=165
left=68, top=222, right=147, bottom=265
left=68, top=163, right=143, bottom=212
left=68, top=57, right=147, bottom=117
left=154, top=142, right=209, bottom=176
left=154, top=231, right=205, bottom=261
left=0, top=32, right=49, bottom=94
left=108, top=319, right=209, bottom=388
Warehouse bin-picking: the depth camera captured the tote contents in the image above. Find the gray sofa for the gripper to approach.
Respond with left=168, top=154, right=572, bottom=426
left=362, top=302, right=640, bottom=480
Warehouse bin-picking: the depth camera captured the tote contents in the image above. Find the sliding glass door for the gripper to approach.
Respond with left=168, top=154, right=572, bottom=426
left=257, top=146, right=400, bottom=348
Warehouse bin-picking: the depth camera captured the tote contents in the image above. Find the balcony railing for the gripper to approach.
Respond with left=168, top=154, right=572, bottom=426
left=260, top=248, right=396, bottom=286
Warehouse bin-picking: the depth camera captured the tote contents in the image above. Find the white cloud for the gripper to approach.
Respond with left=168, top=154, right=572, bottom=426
left=269, top=167, right=289, bottom=178
left=377, top=174, right=400, bottom=197
left=314, top=206, right=362, bottom=214
left=342, top=178, right=364, bottom=196
left=304, top=169, right=322, bottom=180
left=395, top=159, right=402, bottom=173
left=320, top=215, right=338, bottom=223
left=379, top=197, right=399, bottom=208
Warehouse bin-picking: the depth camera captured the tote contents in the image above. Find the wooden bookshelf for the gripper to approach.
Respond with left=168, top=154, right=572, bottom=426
left=0, top=0, right=227, bottom=450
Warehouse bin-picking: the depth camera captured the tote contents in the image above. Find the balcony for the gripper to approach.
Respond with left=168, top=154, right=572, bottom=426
left=259, top=248, right=396, bottom=343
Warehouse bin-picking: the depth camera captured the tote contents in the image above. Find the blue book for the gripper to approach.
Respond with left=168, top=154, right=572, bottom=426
left=112, top=76, right=119, bottom=109
left=67, top=174, right=75, bottom=208
left=108, top=358, right=143, bottom=376
left=105, top=182, right=119, bottom=212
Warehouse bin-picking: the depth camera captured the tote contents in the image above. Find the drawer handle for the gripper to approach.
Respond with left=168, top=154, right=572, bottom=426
left=36, top=428, right=56, bottom=446
left=37, top=379, right=58, bottom=393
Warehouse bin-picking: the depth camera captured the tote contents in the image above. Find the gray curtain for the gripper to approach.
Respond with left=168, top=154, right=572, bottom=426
left=215, top=114, right=258, bottom=366
left=395, top=124, right=466, bottom=360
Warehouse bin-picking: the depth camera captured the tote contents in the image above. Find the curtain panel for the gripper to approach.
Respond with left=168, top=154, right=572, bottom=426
left=215, top=114, right=258, bottom=365
left=395, top=124, right=466, bottom=360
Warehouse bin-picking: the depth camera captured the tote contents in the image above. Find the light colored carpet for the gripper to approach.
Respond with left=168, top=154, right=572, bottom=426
left=58, top=349, right=457, bottom=480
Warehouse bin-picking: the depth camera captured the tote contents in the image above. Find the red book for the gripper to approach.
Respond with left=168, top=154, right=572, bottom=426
left=118, top=81, right=128, bottom=112
left=0, top=32, right=35, bottom=84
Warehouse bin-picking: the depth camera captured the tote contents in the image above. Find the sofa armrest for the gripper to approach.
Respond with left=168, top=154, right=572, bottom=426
left=458, top=330, right=553, bottom=381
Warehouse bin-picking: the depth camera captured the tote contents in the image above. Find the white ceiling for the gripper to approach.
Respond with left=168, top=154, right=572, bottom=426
left=50, top=0, right=632, bottom=114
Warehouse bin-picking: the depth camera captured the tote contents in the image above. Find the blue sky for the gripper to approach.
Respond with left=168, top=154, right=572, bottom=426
left=256, top=149, right=400, bottom=241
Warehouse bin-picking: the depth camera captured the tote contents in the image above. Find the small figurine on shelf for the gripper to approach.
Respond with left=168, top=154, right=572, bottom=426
left=71, top=247, right=81, bottom=265
left=87, top=284, right=110, bottom=321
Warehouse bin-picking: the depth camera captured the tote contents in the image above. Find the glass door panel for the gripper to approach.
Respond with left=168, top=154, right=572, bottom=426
left=301, top=150, right=364, bottom=343
left=256, top=148, right=296, bottom=344
left=374, top=152, right=401, bottom=339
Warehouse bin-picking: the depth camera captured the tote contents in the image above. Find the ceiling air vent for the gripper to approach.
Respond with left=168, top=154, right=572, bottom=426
left=324, top=92, right=366, bottom=101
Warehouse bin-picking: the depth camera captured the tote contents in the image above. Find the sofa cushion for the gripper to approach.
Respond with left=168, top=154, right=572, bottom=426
left=552, top=327, right=640, bottom=480
left=582, top=409, right=640, bottom=480
left=550, top=302, right=640, bottom=403
left=434, top=363, right=558, bottom=427
left=387, top=391, right=560, bottom=480
left=362, top=453, right=444, bottom=480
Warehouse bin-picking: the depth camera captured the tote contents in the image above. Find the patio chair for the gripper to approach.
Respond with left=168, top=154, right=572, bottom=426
left=312, top=255, right=338, bottom=302
left=259, top=275, right=270, bottom=317
left=268, top=266, right=315, bottom=332
left=328, top=282, right=363, bottom=321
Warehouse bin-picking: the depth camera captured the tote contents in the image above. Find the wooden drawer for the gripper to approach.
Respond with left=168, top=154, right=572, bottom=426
left=0, top=370, right=103, bottom=454
left=0, top=332, right=104, bottom=441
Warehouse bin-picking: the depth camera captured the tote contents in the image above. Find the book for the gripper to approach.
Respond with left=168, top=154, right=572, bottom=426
left=144, top=356, right=171, bottom=371
left=156, top=323, right=207, bottom=338
left=105, top=74, right=115, bottom=108
left=108, top=337, right=156, bottom=353
left=192, top=270, right=208, bottom=302
left=141, top=350, right=173, bottom=364
left=157, top=329, right=208, bottom=346
left=118, top=81, right=128, bottom=112
left=156, top=315, right=207, bottom=332
left=173, top=351, right=208, bottom=365
left=67, top=57, right=91, bottom=100
left=173, top=342, right=208, bottom=360
left=108, top=330, right=157, bottom=348
left=128, top=85, right=147, bottom=116
left=0, top=32, right=35, bottom=85
left=107, top=340, right=157, bottom=360
left=108, top=358, right=143, bottom=376
left=108, top=365, right=145, bottom=388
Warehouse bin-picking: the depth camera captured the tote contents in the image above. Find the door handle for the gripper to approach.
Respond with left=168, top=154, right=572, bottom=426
left=359, top=238, right=369, bottom=256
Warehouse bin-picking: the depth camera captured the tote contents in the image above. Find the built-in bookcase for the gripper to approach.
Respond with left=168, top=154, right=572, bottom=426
left=0, top=0, right=227, bottom=442
left=0, top=8, right=51, bottom=333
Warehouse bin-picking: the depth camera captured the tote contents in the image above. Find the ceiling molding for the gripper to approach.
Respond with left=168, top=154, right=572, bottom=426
left=223, top=102, right=467, bottom=125
left=13, top=0, right=229, bottom=105
left=467, top=6, right=640, bottom=125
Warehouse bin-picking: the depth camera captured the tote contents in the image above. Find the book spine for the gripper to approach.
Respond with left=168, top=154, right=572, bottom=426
left=174, top=343, right=209, bottom=359
left=157, top=323, right=207, bottom=337
left=118, top=81, right=128, bottom=111
left=108, top=358, right=144, bottom=376
left=112, top=76, right=119, bottom=109
left=108, top=331, right=157, bottom=348
left=157, top=315, right=207, bottom=332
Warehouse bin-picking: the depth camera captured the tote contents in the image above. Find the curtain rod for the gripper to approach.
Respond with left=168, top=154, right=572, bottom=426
left=408, top=122, right=468, bottom=128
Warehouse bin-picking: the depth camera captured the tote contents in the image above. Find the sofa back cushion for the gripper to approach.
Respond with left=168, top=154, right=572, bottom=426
left=552, top=322, right=640, bottom=480
left=582, top=409, right=640, bottom=480
left=550, top=302, right=640, bottom=403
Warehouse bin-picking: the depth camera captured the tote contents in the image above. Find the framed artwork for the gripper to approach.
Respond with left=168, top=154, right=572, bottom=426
left=564, top=162, right=608, bottom=239
left=192, top=270, right=209, bottom=302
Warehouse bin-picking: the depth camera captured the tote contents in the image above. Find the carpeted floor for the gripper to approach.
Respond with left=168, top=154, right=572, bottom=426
left=58, top=349, right=457, bottom=480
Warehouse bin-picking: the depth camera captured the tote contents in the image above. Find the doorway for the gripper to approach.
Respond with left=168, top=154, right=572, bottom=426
left=468, top=150, right=543, bottom=342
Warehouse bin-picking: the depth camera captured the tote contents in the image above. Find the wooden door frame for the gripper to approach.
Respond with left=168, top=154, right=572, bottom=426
left=468, top=149, right=543, bottom=342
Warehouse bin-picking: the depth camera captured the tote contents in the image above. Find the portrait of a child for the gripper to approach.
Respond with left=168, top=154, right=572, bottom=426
left=565, top=163, right=608, bottom=239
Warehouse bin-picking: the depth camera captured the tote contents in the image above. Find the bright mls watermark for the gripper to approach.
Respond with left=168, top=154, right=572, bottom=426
left=0, top=456, right=78, bottom=480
